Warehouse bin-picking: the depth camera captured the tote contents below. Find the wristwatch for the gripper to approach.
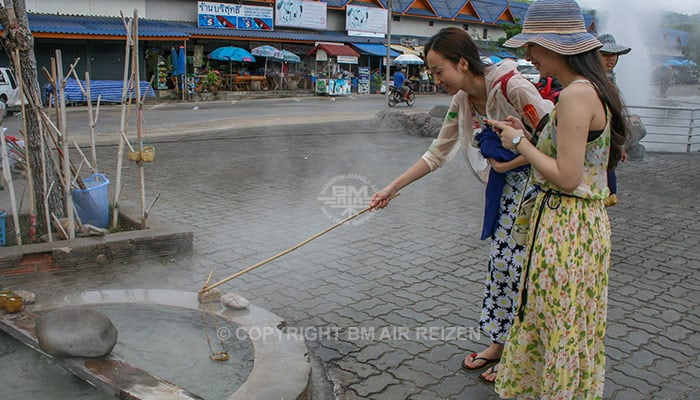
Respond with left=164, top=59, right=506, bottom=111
left=512, top=134, right=526, bottom=148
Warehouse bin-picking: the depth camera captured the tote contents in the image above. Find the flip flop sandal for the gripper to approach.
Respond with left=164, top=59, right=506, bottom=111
left=461, top=352, right=501, bottom=371
left=478, top=364, right=499, bottom=385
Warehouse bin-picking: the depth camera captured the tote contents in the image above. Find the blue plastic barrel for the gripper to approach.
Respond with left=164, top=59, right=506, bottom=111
left=72, top=174, right=110, bottom=228
left=0, top=211, right=6, bottom=245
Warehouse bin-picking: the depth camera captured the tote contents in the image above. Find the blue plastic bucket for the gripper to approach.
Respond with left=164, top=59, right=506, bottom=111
left=0, top=211, right=6, bottom=246
left=72, top=174, right=110, bottom=228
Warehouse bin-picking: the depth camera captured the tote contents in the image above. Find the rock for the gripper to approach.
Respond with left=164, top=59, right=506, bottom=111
left=95, top=253, right=109, bottom=265
left=35, top=307, right=118, bottom=358
left=198, top=288, right=222, bottom=304
left=220, top=292, right=250, bottom=310
left=428, top=105, right=449, bottom=118
left=13, top=290, right=36, bottom=305
left=373, top=109, right=443, bottom=138
left=625, top=114, right=647, bottom=161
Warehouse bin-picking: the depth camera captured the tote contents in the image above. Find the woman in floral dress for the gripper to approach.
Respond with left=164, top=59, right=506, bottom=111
left=488, top=0, right=629, bottom=398
left=369, top=27, right=552, bottom=382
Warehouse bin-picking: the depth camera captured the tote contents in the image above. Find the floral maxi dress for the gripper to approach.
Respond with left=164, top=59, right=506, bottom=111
left=495, top=103, right=612, bottom=400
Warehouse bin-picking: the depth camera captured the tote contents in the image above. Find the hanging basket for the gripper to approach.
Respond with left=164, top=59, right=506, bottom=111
left=128, top=145, right=156, bottom=162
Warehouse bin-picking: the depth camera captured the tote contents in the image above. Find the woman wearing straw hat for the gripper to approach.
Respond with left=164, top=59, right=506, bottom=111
left=369, top=26, right=553, bottom=383
left=599, top=33, right=631, bottom=207
left=487, top=0, right=629, bottom=397
left=598, top=33, right=631, bottom=84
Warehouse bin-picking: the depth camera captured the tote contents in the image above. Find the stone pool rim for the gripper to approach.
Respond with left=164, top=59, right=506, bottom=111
left=30, top=288, right=311, bottom=400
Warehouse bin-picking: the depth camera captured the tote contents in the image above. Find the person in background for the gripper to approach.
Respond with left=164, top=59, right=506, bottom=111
left=598, top=33, right=630, bottom=84
left=393, top=67, right=408, bottom=99
left=490, top=0, right=629, bottom=398
left=652, top=64, right=672, bottom=98
left=369, top=27, right=552, bottom=384
left=598, top=33, right=631, bottom=207
left=420, top=66, right=430, bottom=93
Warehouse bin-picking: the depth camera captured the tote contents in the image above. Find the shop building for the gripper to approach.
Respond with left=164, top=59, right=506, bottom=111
left=2, top=0, right=595, bottom=91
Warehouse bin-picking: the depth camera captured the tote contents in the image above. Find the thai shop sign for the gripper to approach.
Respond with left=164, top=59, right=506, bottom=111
left=358, top=66, right=370, bottom=94
left=275, top=0, right=327, bottom=30
left=346, top=5, right=387, bottom=36
left=198, top=1, right=274, bottom=30
left=336, top=55, right=358, bottom=64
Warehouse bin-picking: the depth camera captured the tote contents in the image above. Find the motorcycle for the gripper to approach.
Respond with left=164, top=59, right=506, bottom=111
left=388, top=81, right=416, bottom=107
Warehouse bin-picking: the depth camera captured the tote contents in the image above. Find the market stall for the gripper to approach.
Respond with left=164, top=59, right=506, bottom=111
left=307, top=43, right=360, bottom=96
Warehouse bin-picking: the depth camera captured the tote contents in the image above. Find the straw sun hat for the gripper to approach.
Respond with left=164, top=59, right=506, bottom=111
left=504, top=0, right=602, bottom=55
left=598, top=33, right=631, bottom=55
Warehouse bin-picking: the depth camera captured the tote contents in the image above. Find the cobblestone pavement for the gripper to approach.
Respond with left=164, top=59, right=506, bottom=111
left=1, top=98, right=699, bottom=399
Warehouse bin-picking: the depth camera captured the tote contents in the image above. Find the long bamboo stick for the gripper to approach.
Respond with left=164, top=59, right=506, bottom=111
left=111, top=14, right=134, bottom=229
left=67, top=66, right=98, bottom=174
left=40, top=120, right=53, bottom=242
left=200, top=193, right=400, bottom=293
left=37, top=109, right=84, bottom=190
left=56, top=50, right=75, bottom=239
left=85, top=72, right=97, bottom=171
left=72, top=141, right=93, bottom=172
left=132, top=9, right=147, bottom=229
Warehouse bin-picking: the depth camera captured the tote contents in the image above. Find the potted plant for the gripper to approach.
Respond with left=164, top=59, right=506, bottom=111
left=205, top=70, right=222, bottom=92
left=371, top=73, right=383, bottom=94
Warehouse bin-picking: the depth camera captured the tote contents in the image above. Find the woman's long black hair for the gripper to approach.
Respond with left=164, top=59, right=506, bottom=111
left=423, top=27, right=487, bottom=76
left=566, top=51, right=630, bottom=170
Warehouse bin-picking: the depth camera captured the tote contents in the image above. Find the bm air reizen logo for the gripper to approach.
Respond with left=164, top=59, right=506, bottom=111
left=318, top=174, right=379, bottom=226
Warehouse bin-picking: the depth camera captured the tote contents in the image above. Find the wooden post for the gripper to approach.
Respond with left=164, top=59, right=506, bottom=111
left=55, top=50, right=74, bottom=239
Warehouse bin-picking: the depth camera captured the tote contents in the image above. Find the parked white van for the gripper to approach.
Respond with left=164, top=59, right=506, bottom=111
left=516, top=59, right=540, bottom=84
left=0, top=67, right=23, bottom=109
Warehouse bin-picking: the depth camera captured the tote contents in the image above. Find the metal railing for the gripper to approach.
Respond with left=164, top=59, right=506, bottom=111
left=626, top=104, right=699, bottom=152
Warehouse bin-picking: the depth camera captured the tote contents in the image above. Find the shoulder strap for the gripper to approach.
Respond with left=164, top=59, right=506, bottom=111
left=492, top=70, right=517, bottom=106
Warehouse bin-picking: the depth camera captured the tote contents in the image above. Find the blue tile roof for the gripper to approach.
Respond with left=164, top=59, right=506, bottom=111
left=352, top=43, right=400, bottom=57
left=27, top=13, right=190, bottom=37
left=429, top=0, right=469, bottom=19
left=471, top=0, right=509, bottom=24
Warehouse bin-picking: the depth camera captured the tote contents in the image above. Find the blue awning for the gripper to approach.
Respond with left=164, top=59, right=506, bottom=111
left=352, top=43, right=400, bottom=57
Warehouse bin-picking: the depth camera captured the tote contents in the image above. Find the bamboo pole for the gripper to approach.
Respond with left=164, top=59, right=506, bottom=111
left=111, top=14, right=134, bottom=229
left=84, top=71, right=98, bottom=172
left=200, top=193, right=400, bottom=293
left=50, top=58, right=60, bottom=132
left=40, top=119, right=53, bottom=242
left=72, top=141, right=93, bottom=172
left=132, top=9, right=147, bottom=229
left=56, top=50, right=75, bottom=239
left=37, top=108, right=84, bottom=189
left=11, top=49, right=36, bottom=242
left=1, top=131, right=21, bottom=245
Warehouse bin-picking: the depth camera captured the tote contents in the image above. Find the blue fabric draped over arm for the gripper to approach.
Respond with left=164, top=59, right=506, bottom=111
left=475, top=127, right=528, bottom=240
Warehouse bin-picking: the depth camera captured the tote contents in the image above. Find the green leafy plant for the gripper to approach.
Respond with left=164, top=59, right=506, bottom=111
left=205, top=70, right=222, bottom=88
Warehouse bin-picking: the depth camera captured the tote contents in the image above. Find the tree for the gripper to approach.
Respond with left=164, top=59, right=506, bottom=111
left=497, top=19, right=524, bottom=56
left=0, top=0, right=65, bottom=235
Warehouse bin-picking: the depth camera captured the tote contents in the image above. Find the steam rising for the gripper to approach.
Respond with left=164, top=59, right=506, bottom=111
left=592, top=2, right=661, bottom=104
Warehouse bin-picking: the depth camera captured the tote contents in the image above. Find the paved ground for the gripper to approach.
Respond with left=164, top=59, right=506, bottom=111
left=1, top=93, right=699, bottom=399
